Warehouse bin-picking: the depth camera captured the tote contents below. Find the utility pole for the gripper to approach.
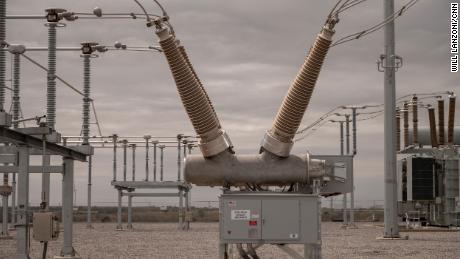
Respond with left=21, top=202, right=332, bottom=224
left=382, top=0, right=400, bottom=238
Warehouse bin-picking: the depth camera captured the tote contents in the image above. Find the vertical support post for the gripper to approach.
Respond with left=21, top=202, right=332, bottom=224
left=1, top=183, right=8, bottom=237
left=178, top=188, right=183, bottom=230
left=144, top=135, right=150, bottom=181
left=185, top=189, right=191, bottom=230
left=177, top=134, right=182, bottom=181
left=350, top=109, right=357, bottom=228
left=127, top=195, right=132, bottom=230
left=345, top=115, right=350, bottom=155
left=159, top=145, right=165, bottom=181
left=86, top=155, right=93, bottom=229
left=15, top=145, right=29, bottom=259
left=383, top=0, right=400, bottom=238
left=396, top=108, right=401, bottom=151
left=153, top=141, right=158, bottom=182
left=60, top=157, right=78, bottom=257
left=343, top=115, right=350, bottom=227
left=116, top=189, right=122, bottom=230
left=122, top=140, right=127, bottom=182
left=131, top=144, right=136, bottom=181
left=112, top=134, right=118, bottom=182
left=339, top=121, right=344, bottom=155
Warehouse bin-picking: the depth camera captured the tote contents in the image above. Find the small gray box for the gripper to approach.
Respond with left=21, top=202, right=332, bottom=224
left=220, top=193, right=320, bottom=244
left=33, top=212, right=59, bottom=242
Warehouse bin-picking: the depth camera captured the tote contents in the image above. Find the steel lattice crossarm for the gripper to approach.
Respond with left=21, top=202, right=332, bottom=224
left=0, top=126, right=86, bottom=161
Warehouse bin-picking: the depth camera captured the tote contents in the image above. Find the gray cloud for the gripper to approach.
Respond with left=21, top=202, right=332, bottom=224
left=6, top=0, right=459, bottom=206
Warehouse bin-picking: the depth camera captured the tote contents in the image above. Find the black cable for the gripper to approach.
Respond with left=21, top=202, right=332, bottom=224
left=42, top=241, right=48, bottom=259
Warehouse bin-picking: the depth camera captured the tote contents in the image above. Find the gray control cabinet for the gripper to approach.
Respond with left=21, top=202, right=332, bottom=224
left=220, top=193, right=320, bottom=244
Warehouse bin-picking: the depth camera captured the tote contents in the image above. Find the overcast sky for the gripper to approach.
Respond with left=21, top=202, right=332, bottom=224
left=4, top=0, right=459, bottom=208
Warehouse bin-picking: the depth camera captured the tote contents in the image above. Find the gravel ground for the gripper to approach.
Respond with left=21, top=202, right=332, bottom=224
left=1, top=222, right=459, bottom=258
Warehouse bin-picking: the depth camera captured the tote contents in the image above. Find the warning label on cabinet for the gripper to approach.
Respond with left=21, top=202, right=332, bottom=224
left=231, top=210, right=250, bottom=220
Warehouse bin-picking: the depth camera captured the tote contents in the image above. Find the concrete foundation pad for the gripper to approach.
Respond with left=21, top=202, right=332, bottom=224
left=376, top=235, right=409, bottom=240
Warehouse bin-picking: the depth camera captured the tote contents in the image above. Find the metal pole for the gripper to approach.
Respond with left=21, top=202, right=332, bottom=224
left=177, top=135, right=182, bottom=181
left=123, top=140, right=127, bottom=181
left=116, top=189, right=122, bottom=230
left=60, top=157, right=78, bottom=257
left=340, top=121, right=344, bottom=155
left=86, top=155, right=93, bottom=228
left=345, top=115, right=350, bottom=155
left=153, top=141, right=158, bottom=181
left=351, top=108, right=357, bottom=155
left=185, top=190, right=190, bottom=230
left=1, top=177, right=8, bottom=237
left=159, top=145, right=165, bottom=181
left=15, top=145, right=29, bottom=259
left=343, top=115, right=350, bottom=226
left=383, top=0, right=399, bottom=238
left=350, top=109, right=357, bottom=227
left=396, top=109, right=401, bottom=151
left=127, top=196, right=132, bottom=229
left=144, top=135, right=150, bottom=181
left=179, top=188, right=183, bottom=229
left=131, top=144, right=136, bottom=181
left=112, top=134, right=118, bottom=182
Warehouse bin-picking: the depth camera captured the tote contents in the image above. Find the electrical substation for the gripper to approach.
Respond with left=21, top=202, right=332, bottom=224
left=0, top=0, right=459, bottom=258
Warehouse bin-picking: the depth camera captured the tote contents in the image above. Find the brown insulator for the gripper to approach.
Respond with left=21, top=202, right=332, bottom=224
left=396, top=108, right=401, bottom=151
left=403, top=102, right=409, bottom=148
left=177, top=45, right=221, bottom=129
left=428, top=107, right=438, bottom=148
left=448, top=94, right=456, bottom=144
left=270, top=30, right=333, bottom=143
left=438, top=99, right=445, bottom=145
left=412, top=96, right=418, bottom=145
left=155, top=27, right=231, bottom=157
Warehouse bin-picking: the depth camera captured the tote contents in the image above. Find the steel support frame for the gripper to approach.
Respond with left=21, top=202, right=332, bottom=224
left=14, top=145, right=29, bottom=259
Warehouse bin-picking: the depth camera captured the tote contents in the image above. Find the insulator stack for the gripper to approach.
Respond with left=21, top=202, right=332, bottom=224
left=12, top=53, right=20, bottom=129
left=178, top=45, right=221, bottom=129
left=155, top=26, right=231, bottom=157
left=403, top=102, right=409, bottom=148
left=47, top=23, right=57, bottom=129
left=448, top=94, right=456, bottom=144
left=262, top=25, right=335, bottom=157
left=82, top=54, right=91, bottom=145
left=0, top=0, right=6, bottom=111
left=412, top=96, right=418, bottom=145
left=428, top=107, right=438, bottom=148
left=396, top=109, right=400, bottom=151
left=438, top=99, right=445, bottom=145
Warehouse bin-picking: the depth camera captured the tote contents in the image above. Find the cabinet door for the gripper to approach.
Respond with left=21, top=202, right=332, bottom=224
left=221, top=199, right=261, bottom=240
left=261, top=199, right=300, bottom=240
